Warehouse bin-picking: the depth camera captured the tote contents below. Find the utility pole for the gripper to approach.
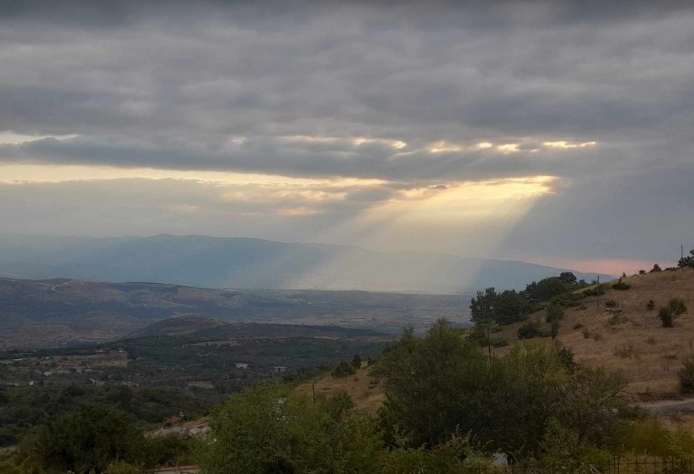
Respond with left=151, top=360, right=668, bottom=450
left=596, top=276, right=600, bottom=309
left=682, top=245, right=685, bottom=272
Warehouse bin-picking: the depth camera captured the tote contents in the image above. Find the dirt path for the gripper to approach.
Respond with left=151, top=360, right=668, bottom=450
left=639, top=398, right=694, bottom=416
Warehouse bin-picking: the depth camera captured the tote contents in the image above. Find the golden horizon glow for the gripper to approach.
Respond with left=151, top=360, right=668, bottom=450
left=0, top=163, right=390, bottom=188
left=428, top=141, right=463, bottom=153
left=497, top=143, right=520, bottom=153
left=543, top=140, right=597, bottom=149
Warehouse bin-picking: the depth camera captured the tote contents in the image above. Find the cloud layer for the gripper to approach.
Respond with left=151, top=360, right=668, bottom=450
left=1, top=1, right=693, bottom=268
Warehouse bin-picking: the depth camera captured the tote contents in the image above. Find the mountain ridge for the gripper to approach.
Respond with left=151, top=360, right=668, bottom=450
left=0, top=233, right=612, bottom=293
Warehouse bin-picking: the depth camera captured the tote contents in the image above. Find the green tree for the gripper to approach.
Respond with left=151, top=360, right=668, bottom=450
left=351, top=354, right=362, bottom=369
left=470, top=288, right=530, bottom=325
left=679, top=249, right=694, bottom=269
left=545, top=302, right=565, bottom=323
left=525, top=277, right=569, bottom=307
left=494, top=290, right=531, bottom=325
left=550, top=321, right=560, bottom=340
left=332, top=361, right=356, bottom=378
left=678, top=355, right=694, bottom=394
left=35, top=404, right=144, bottom=474
left=200, top=384, right=385, bottom=474
left=559, top=272, right=578, bottom=285
left=469, top=287, right=497, bottom=324
left=376, top=324, right=627, bottom=461
left=375, top=320, right=487, bottom=449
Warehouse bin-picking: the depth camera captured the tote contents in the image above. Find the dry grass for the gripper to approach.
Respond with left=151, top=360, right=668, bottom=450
left=298, top=269, right=694, bottom=415
left=295, top=364, right=385, bottom=414
left=493, top=268, right=694, bottom=400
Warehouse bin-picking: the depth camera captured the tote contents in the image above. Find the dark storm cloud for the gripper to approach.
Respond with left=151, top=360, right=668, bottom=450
left=1, top=0, right=693, bottom=260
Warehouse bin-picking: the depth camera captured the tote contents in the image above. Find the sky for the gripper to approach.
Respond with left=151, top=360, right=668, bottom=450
left=0, top=0, right=693, bottom=274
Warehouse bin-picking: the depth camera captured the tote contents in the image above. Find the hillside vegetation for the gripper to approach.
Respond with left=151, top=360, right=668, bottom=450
left=492, top=267, right=694, bottom=399
left=299, top=267, right=694, bottom=414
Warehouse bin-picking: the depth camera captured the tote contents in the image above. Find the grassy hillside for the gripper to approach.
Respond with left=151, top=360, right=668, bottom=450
left=295, top=364, right=386, bottom=414
left=298, top=268, right=694, bottom=415
left=493, top=267, right=694, bottom=399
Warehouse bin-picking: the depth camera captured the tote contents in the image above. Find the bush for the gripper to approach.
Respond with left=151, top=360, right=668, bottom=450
left=545, top=303, right=565, bottom=323
left=607, top=314, right=628, bottom=326
left=614, top=343, right=637, bottom=359
left=604, top=299, right=617, bottom=308
left=639, top=269, right=646, bottom=275
left=351, top=354, right=362, bottom=369
left=646, top=300, right=656, bottom=311
left=491, top=337, right=509, bottom=348
left=582, top=285, right=610, bottom=297
left=612, top=282, right=631, bottom=291
left=650, top=264, right=662, bottom=273
left=658, top=298, right=687, bottom=328
left=517, top=320, right=547, bottom=339
left=550, top=321, right=560, bottom=340
left=332, top=361, right=357, bottom=378
left=573, top=323, right=584, bottom=330
left=679, top=356, right=694, bottom=394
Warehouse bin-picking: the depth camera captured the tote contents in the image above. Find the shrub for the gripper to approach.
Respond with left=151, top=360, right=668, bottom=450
left=646, top=300, right=656, bottom=311
left=550, top=321, right=560, bottom=340
left=679, top=356, right=694, bottom=394
left=680, top=249, right=694, bottom=269
left=491, top=337, right=509, bottom=348
left=650, top=264, right=662, bottom=273
left=573, top=323, right=584, bottom=330
left=517, top=320, right=546, bottom=339
left=558, top=347, right=576, bottom=371
left=351, top=354, right=362, bottom=369
left=658, top=298, right=688, bottom=328
left=545, top=303, right=565, bottom=323
left=582, top=284, right=610, bottom=297
left=332, top=361, right=357, bottom=378
left=605, top=299, right=617, bottom=308
left=582, top=328, right=591, bottom=339
left=614, top=343, right=637, bottom=359
left=551, top=292, right=585, bottom=308
left=608, top=314, right=628, bottom=326
left=612, top=282, right=631, bottom=291
left=639, top=269, right=646, bottom=275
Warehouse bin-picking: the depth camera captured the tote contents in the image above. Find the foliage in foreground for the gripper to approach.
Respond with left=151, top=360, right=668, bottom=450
left=374, top=320, right=628, bottom=460
left=199, top=383, right=491, bottom=474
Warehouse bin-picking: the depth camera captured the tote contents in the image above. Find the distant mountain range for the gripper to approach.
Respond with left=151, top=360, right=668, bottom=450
left=0, top=277, right=466, bottom=348
left=0, top=234, right=611, bottom=293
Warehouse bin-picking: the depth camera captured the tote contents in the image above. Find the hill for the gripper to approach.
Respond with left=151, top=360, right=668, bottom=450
left=0, top=277, right=466, bottom=348
left=128, top=315, right=384, bottom=339
left=0, top=233, right=610, bottom=293
left=491, top=267, right=694, bottom=400
left=297, top=267, right=694, bottom=416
